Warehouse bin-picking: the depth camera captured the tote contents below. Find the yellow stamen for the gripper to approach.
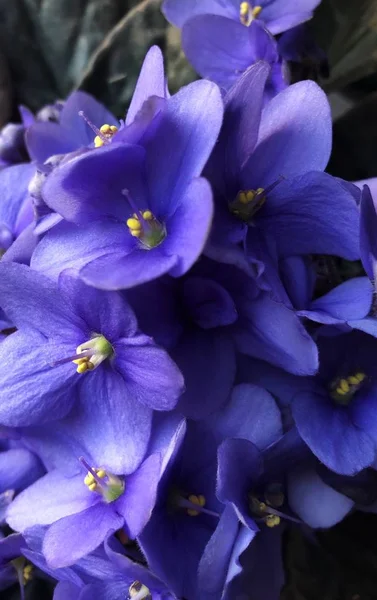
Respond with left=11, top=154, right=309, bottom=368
left=142, top=210, right=153, bottom=220
left=187, top=494, right=206, bottom=516
left=335, top=387, right=346, bottom=396
left=240, top=2, right=262, bottom=26
left=84, top=467, right=107, bottom=492
left=339, top=379, right=350, bottom=393
left=356, top=372, right=366, bottom=382
left=348, top=375, right=359, bottom=385
left=94, top=124, right=119, bottom=148
left=126, top=218, right=142, bottom=230
left=23, top=564, right=33, bottom=583
left=265, top=514, right=281, bottom=528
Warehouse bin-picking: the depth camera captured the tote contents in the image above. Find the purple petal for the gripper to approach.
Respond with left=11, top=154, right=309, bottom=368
left=126, top=46, right=166, bottom=125
left=2, top=223, right=38, bottom=266
left=164, top=177, right=213, bottom=276
left=31, top=220, right=134, bottom=281
left=0, top=163, right=34, bottom=230
left=236, top=293, right=319, bottom=375
left=183, top=276, right=238, bottom=329
left=43, top=504, right=123, bottom=568
left=0, top=331, right=78, bottom=426
left=210, top=60, right=270, bottom=189
left=58, top=273, right=138, bottom=341
left=53, top=581, right=82, bottom=600
left=162, top=0, right=238, bottom=27
left=287, top=466, right=354, bottom=528
left=173, top=329, right=236, bottom=419
left=113, top=338, right=184, bottom=411
left=80, top=246, right=177, bottom=290
left=6, top=471, right=95, bottom=531
left=26, top=122, right=79, bottom=164
left=217, top=438, right=262, bottom=529
left=267, top=10, right=314, bottom=35
left=67, top=367, right=152, bottom=474
left=242, top=80, right=331, bottom=187
left=116, top=454, right=161, bottom=538
left=210, top=383, right=282, bottom=449
left=292, top=391, right=375, bottom=475
left=145, top=80, right=223, bottom=215
left=259, top=172, right=360, bottom=260
left=300, top=277, right=373, bottom=325
left=360, top=184, right=377, bottom=279
left=0, top=262, right=84, bottom=337
left=42, top=144, right=146, bottom=224
left=182, top=16, right=261, bottom=90
left=197, top=505, right=242, bottom=599
left=0, top=448, right=44, bottom=494
left=60, top=90, right=118, bottom=147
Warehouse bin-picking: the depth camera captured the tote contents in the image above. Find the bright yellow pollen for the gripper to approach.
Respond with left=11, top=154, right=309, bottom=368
left=340, top=379, right=350, bottom=393
left=126, top=218, right=142, bottom=230
left=142, top=210, right=153, bottom=220
left=74, top=357, right=95, bottom=374
left=240, top=2, right=262, bottom=26
left=94, top=124, right=119, bottom=148
left=265, top=514, right=281, bottom=528
left=23, top=564, right=33, bottom=583
left=335, top=373, right=366, bottom=396
left=126, top=210, right=157, bottom=238
left=187, top=494, right=206, bottom=516
left=356, top=372, right=366, bottom=382
left=84, top=467, right=107, bottom=492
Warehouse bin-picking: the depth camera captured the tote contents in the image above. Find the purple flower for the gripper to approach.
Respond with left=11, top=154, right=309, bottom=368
left=5, top=418, right=183, bottom=568
left=139, top=383, right=282, bottom=598
left=0, top=264, right=183, bottom=469
left=162, top=0, right=321, bottom=36
left=205, top=63, right=359, bottom=295
left=181, top=18, right=288, bottom=96
left=0, top=163, right=35, bottom=254
left=239, top=331, right=377, bottom=475
left=31, top=79, right=223, bottom=289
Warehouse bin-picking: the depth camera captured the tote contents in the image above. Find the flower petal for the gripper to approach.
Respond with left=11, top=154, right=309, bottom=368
left=0, top=331, right=78, bottom=426
left=164, top=177, right=213, bottom=277
left=241, top=80, right=331, bottom=187
left=287, top=466, right=354, bottom=528
left=43, top=504, right=123, bottom=568
left=126, top=46, right=166, bottom=125
left=145, top=80, right=223, bottom=216
left=6, top=471, right=95, bottom=531
left=292, top=391, right=375, bottom=475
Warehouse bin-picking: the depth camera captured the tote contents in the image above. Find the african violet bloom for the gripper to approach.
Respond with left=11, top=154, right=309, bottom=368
left=239, top=330, right=377, bottom=476
left=6, top=417, right=178, bottom=568
left=205, top=62, right=359, bottom=297
left=162, top=0, right=321, bottom=35
left=0, top=263, right=183, bottom=468
left=0, top=163, right=35, bottom=256
left=139, top=383, right=282, bottom=599
left=181, top=17, right=288, bottom=97
left=31, top=78, right=223, bottom=289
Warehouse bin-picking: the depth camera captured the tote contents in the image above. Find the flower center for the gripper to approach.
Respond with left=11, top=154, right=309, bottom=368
left=186, top=494, right=206, bottom=517
left=94, top=123, right=118, bottom=148
left=129, top=581, right=152, bottom=599
left=126, top=210, right=166, bottom=249
left=72, top=334, right=113, bottom=374
left=240, top=2, right=262, bottom=26
left=229, top=188, right=266, bottom=222
left=248, top=483, right=286, bottom=528
left=329, top=372, right=366, bottom=406
left=78, top=111, right=118, bottom=147
left=82, top=460, right=124, bottom=503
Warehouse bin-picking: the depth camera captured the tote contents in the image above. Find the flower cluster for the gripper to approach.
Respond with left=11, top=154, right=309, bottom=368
left=0, top=5, right=375, bottom=598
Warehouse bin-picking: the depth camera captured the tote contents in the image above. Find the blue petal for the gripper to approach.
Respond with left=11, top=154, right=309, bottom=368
left=360, top=184, right=377, bottom=279
left=0, top=331, right=78, bottom=426
left=209, top=383, right=282, bottom=449
left=292, top=390, right=375, bottom=475
left=287, top=466, right=354, bottom=528
left=0, top=448, right=44, bottom=494
left=173, top=329, right=236, bottom=419
left=126, top=46, right=166, bottom=125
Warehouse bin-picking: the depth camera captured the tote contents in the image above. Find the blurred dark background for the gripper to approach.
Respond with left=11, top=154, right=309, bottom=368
left=1, top=0, right=377, bottom=598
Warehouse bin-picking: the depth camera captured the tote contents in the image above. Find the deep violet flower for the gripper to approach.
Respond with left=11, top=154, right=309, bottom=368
left=162, top=0, right=321, bottom=36
left=0, top=263, right=183, bottom=470
left=31, top=79, right=223, bottom=289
